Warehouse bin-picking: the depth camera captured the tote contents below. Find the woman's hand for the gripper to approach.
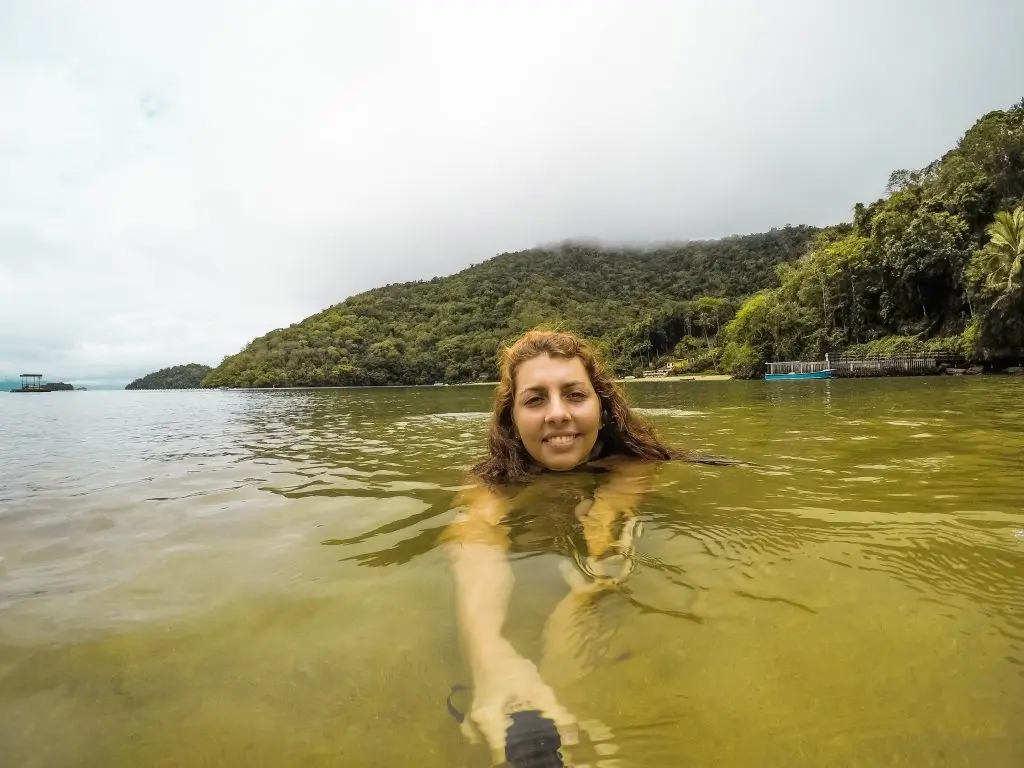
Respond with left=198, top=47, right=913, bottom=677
left=463, top=639, right=578, bottom=765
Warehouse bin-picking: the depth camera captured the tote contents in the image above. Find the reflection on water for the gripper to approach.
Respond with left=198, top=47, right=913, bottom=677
left=1, top=379, right=1022, bottom=766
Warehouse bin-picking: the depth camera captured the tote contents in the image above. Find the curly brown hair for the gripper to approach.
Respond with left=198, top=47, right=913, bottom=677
left=472, top=329, right=693, bottom=485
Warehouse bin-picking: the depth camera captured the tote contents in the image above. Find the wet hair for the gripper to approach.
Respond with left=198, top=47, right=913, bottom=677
left=472, top=329, right=688, bottom=485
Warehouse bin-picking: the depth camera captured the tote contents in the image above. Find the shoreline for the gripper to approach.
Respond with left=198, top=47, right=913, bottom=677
left=450, top=373, right=735, bottom=387
left=90, top=370, right=1023, bottom=393
left=617, top=374, right=734, bottom=383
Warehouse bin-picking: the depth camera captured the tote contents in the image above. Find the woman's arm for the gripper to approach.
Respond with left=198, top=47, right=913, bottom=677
left=443, top=484, right=577, bottom=763
left=445, top=486, right=516, bottom=674
left=579, top=458, right=658, bottom=570
left=540, top=460, right=658, bottom=690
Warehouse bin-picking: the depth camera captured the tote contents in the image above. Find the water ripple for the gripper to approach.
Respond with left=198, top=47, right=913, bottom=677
left=1, top=380, right=1022, bottom=766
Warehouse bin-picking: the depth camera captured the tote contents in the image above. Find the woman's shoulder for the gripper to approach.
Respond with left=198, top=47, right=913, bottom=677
left=440, top=479, right=512, bottom=547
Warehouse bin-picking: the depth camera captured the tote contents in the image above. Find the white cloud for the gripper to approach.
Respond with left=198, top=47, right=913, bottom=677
left=2, top=0, right=1022, bottom=384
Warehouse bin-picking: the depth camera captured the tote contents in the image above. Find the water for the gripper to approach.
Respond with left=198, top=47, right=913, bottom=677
left=1, top=379, right=1021, bottom=767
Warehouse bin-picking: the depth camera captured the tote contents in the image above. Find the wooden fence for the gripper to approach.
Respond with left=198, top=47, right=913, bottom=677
left=763, top=352, right=969, bottom=378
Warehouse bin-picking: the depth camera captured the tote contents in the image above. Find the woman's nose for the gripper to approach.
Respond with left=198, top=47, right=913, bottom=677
left=546, top=397, right=570, bottom=422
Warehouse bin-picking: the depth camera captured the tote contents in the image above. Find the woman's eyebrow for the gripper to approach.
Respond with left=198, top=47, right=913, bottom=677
left=519, top=381, right=586, bottom=396
left=518, top=385, right=546, bottom=398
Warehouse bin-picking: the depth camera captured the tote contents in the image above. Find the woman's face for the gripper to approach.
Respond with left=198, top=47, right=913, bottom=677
left=511, top=353, right=602, bottom=471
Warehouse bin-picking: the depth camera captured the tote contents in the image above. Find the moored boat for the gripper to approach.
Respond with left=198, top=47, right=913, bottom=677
left=764, top=359, right=835, bottom=381
left=764, top=369, right=834, bottom=380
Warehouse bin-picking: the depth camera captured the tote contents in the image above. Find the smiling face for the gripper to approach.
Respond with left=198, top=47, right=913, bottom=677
left=511, top=353, right=603, bottom=472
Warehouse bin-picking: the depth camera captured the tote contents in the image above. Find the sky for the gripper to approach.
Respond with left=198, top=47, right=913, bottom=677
left=2, top=0, right=1023, bottom=386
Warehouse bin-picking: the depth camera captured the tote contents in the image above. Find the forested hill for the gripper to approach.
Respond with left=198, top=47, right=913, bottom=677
left=202, top=226, right=820, bottom=388
left=205, top=97, right=1024, bottom=387
left=126, top=364, right=213, bottom=390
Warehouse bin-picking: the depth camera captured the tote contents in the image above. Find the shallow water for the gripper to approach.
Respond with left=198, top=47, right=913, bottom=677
left=1, top=379, right=1022, bottom=767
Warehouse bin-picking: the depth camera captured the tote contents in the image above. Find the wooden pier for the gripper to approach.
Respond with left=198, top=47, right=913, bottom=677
left=829, top=352, right=966, bottom=378
left=11, top=373, right=46, bottom=393
left=9, top=373, right=75, bottom=392
left=764, top=352, right=969, bottom=379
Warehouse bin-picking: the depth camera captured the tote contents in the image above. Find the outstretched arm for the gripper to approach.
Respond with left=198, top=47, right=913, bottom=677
left=444, top=485, right=577, bottom=763
left=445, top=486, right=515, bottom=674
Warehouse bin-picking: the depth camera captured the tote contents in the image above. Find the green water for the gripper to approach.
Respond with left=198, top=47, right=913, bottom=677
left=0, top=379, right=1021, bottom=767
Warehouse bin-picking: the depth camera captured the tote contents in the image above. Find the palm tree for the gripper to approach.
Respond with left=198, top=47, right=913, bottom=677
left=980, top=206, right=1024, bottom=295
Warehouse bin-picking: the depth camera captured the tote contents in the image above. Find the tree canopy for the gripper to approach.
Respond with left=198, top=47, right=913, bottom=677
left=126, top=364, right=214, bottom=390
left=202, top=227, right=818, bottom=387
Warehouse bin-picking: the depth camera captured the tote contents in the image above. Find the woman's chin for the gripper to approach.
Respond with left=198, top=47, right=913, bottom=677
left=538, top=448, right=590, bottom=471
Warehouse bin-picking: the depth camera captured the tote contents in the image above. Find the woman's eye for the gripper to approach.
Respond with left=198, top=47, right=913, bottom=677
left=567, top=391, right=587, bottom=401
left=525, top=397, right=543, bottom=406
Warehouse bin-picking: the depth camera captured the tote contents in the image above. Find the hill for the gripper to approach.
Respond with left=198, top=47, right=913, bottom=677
left=202, top=226, right=819, bottom=387
left=126, top=364, right=213, bottom=390
left=205, top=96, right=1024, bottom=387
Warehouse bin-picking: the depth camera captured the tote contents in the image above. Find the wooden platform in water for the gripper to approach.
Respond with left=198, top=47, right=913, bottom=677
left=830, top=353, right=967, bottom=377
left=765, top=353, right=970, bottom=379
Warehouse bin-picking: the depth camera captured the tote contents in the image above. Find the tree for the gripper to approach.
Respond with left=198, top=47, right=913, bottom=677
left=978, top=206, right=1024, bottom=295
left=126, top=364, right=213, bottom=390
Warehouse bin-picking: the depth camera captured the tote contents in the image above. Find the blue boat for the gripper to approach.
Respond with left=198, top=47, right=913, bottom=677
left=764, top=360, right=835, bottom=380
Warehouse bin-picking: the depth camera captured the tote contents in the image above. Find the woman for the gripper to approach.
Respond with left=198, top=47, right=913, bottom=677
left=445, top=329, right=716, bottom=764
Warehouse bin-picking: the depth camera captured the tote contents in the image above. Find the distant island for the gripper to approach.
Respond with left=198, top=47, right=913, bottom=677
left=4, top=373, right=78, bottom=392
left=126, top=364, right=213, bottom=390
left=7, top=380, right=75, bottom=392
left=202, top=97, right=1024, bottom=388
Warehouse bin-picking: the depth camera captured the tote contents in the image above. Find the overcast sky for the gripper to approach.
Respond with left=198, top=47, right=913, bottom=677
left=2, top=0, right=1022, bottom=385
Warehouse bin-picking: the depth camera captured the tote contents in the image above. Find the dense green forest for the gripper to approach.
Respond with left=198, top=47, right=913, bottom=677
left=203, top=228, right=818, bottom=387
left=126, top=364, right=213, bottom=390
left=205, top=98, right=1024, bottom=387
